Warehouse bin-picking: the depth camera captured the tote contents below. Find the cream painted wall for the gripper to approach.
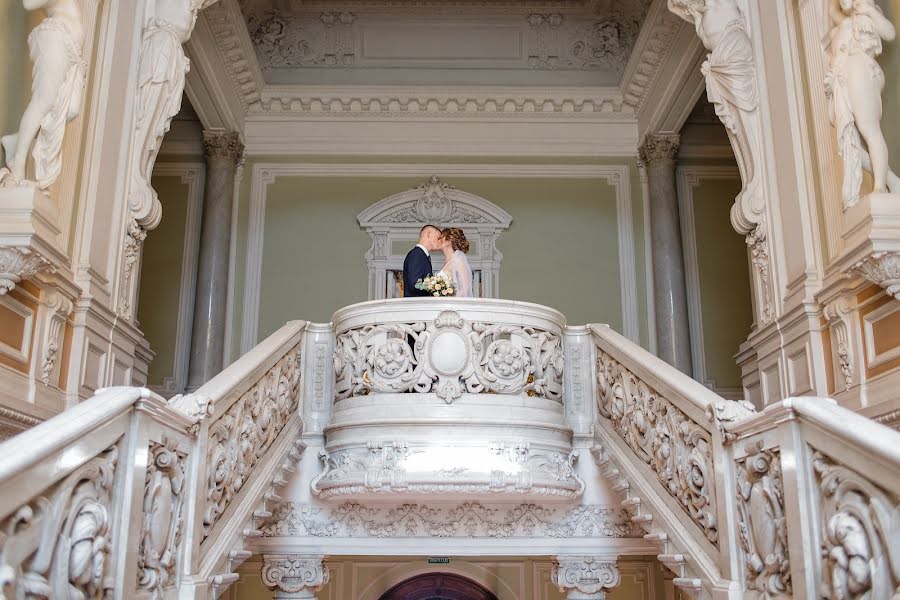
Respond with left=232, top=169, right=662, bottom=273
left=227, top=556, right=670, bottom=600
left=137, top=171, right=193, bottom=390
left=688, top=176, right=753, bottom=390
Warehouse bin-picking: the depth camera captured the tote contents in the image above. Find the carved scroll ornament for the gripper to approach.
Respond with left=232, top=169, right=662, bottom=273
left=0, top=444, right=118, bottom=598
left=596, top=349, right=719, bottom=545
left=203, top=345, right=302, bottom=538
left=333, top=310, right=563, bottom=403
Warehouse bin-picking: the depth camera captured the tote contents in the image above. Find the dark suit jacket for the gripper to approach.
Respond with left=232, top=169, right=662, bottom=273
left=403, top=246, right=433, bottom=297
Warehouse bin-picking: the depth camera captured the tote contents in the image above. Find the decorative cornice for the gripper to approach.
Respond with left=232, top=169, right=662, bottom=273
left=255, top=87, right=627, bottom=117
left=621, top=1, right=684, bottom=109
left=638, top=133, right=680, bottom=165
left=202, top=0, right=263, bottom=110
left=202, top=131, right=244, bottom=164
left=0, top=247, right=53, bottom=295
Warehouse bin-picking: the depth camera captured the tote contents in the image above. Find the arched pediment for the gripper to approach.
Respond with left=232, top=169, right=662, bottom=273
left=357, top=176, right=512, bottom=299
left=357, top=176, right=512, bottom=230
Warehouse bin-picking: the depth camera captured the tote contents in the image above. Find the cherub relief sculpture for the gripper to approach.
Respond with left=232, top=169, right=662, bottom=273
left=825, top=0, right=898, bottom=208
left=0, top=0, right=85, bottom=190
left=667, top=0, right=763, bottom=235
left=129, top=0, right=201, bottom=229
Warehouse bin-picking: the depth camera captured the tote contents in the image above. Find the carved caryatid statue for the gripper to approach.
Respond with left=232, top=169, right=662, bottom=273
left=825, top=0, right=898, bottom=208
left=129, top=0, right=200, bottom=229
left=0, top=0, right=85, bottom=190
left=667, top=0, right=763, bottom=236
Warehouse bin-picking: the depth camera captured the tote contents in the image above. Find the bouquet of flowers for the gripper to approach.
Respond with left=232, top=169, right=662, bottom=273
left=415, top=272, right=456, bottom=297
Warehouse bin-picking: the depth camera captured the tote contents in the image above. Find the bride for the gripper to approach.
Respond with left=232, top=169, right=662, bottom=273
left=438, top=227, right=474, bottom=297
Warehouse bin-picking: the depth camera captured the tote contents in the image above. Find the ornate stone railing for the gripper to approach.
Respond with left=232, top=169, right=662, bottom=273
left=333, top=298, right=565, bottom=403
left=589, top=323, right=900, bottom=599
left=0, top=321, right=308, bottom=599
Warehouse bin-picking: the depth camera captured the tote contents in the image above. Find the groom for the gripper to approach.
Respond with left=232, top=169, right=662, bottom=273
left=403, top=224, right=442, bottom=297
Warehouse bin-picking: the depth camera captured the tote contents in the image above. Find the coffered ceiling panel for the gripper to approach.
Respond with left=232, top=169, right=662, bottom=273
left=237, top=0, right=653, bottom=86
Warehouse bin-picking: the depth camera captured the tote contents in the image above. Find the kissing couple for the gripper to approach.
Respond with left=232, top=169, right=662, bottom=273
left=403, top=225, right=473, bottom=297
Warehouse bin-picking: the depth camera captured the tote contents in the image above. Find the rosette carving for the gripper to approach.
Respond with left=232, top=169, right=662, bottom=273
left=333, top=310, right=563, bottom=403
left=0, top=445, right=118, bottom=598
left=203, top=346, right=302, bottom=538
left=138, top=437, right=187, bottom=593
left=735, top=442, right=790, bottom=596
left=813, top=451, right=899, bottom=600
left=596, top=350, right=719, bottom=545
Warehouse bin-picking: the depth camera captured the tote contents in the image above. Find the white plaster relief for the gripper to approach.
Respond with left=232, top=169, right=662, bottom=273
left=824, top=297, right=857, bottom=392
left=262, top=501, right=640, bottom=538
left=0, top=0, right=86, bottom=190
left=552, top=556, right=620, bottom=598
left=851, top=251, right=900, bottom=301
left=39, top=290, right=74, bottom=386
left=0, top=247, right=52, bottom=295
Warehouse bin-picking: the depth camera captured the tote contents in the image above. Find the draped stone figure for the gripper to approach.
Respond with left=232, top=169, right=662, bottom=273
left=0, top=0, right=85, bottom=189
left=667, top=0, right=763, bottom=236
left=825, top=0, right=898, bottom=208
left=129, top=0, right=199, bottom=229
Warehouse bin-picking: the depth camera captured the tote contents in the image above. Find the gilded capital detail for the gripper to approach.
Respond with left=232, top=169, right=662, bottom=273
left=638, top=134, right=680, bottom=165
left=202, top=131, right=244, bottom=165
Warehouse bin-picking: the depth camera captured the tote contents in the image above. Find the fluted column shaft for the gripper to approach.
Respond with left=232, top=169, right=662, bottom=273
left=187, top=131, right=243, bottom=390
left=639, top=134, right=693, bottom=375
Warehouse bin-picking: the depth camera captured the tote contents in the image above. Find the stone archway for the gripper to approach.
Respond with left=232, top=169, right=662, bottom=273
left=377, top=572, right=500, bottom=600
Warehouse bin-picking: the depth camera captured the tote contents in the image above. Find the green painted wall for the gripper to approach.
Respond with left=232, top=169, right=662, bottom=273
left=0, top=1, right=40, bottom=160
left=877, top=0, right=899, bottom=174
left=137, top=173, right=192, bottom=388
left=690, top=176, right=753, bottom=388
left=255, top=174, right=624, bottom=340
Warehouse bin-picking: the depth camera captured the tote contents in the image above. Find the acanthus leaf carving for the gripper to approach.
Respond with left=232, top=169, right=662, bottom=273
left=118, top=219, right=148, bottom=319
left=0, top=444, right=118, bottom=599
left=333, top=310, right=563, bottom=403
left=40, top=291, right=74, bottom=386
left=824, top=297, right=858, bottom=392
left=596, top=348, right=719, bottom=545
left=813, top=450, right=900, bottom=600
left=552, top=556, right=620, bottom=596
left=138, top=436, right=188, bottom=593
left=850, top=251, right=900, bottom=302
left=261, top=555, right=329, bottom=595
left=203, top=345, right=302, bottom=538
left=735, top=442, right=791, bottom=597
left=262, top=501, right=640, bottom=539
left=0, top=247, right=53, bottom=295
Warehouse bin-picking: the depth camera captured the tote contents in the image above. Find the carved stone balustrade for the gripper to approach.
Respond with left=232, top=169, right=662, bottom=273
left=321, top=298, right=580, bottom=502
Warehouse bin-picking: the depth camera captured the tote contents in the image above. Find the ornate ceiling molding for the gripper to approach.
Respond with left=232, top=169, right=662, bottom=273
left=201, top=0, right=265, bottom=111
left=620, top=0, right=685, bottom=110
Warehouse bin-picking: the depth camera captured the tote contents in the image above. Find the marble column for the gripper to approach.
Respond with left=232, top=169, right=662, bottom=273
left=262, top=555, right=329, bottom=599
left=186, top=131, right=243, bottom=390
left=552, top=556, right=620, bottom=599
left=638, top=134, right=693, bottom=375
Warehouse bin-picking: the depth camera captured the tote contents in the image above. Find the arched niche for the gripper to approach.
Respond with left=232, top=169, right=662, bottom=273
left=377, top=572, right=500, bottom=600
left=358, top=176, right=512, bottom=299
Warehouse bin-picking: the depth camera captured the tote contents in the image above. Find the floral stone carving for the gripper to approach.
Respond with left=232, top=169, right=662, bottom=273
left=813, top=450, right=899, bottom=600
left=0, top=247, right=52, bottom=295
left=262, top=501, right=639, bottom=539
left=735, top=442, right=791, bottom=596
left=334, top=310, right=563, bottom=403
left=596, top=349, right=719, bottom=545
left=851, top=251, right=900, bottom=301
left=203, top=346, right=302, bottom=538
left=138, top=437, right=188, bottom=593
left=0, top=444, right=118, bottom=598
left=262, top=555, right=329, bottom=595
left=311, top=440, right=584, bottom=499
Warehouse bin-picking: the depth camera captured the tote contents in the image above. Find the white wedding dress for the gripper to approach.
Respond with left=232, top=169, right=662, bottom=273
left=441, top=249, right=474, bottom=297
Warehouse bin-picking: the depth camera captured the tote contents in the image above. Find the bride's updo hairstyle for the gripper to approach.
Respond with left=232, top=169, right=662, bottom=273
left=441, top=227, right=470, bottom=253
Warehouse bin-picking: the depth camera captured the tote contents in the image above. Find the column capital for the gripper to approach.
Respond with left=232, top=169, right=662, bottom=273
left=552, top=556, right=620, bottom=599
left=638, top=133, right=680, bottom=166
left=261, top=555, right=329, bottom=599
left=202, top=130, right=244, bottom=165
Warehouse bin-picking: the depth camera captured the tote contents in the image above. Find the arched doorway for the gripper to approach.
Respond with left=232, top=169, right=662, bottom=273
left=377, top=572, right=500, bottom=600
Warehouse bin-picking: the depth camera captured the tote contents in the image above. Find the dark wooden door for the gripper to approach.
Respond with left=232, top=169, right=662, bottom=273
left=377, top=573, right=500, bottom=600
